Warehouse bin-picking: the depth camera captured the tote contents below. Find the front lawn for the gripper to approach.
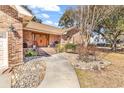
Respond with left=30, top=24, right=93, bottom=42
left=76, top=52, right=124, bottom=88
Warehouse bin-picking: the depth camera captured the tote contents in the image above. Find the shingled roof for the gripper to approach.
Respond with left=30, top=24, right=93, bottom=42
left=62, top=26, right=80, bottom=40
left=24, top=22, right=64, bottom=35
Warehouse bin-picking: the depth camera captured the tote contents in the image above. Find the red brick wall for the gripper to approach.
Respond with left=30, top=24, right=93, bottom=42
left=70, top=32, right=82, bottom=44
left=23, top=30, right=33, bottom=47
left=0, top=5, right=23, bottom=66
left=0, top=5, right=18, bottom=19
left=49, top=34, right=61, bottom=44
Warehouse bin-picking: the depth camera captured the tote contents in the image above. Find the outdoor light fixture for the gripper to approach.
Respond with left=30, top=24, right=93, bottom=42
left=8, top=24, right=16, bottom=32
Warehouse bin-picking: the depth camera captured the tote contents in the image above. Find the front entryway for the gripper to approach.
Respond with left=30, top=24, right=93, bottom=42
left=35, top=34, right=49, bottom=47
left=0, top=32, right=8, bottom=69
left=32, top=33, right=49, bottom=47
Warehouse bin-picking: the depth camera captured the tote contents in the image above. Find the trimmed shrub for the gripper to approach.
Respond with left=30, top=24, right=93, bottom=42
left=25, top=49, right=38, bottom=57
left=65, top=43, right=76, bottom=53
left=55, top=44, right=65, bottom=53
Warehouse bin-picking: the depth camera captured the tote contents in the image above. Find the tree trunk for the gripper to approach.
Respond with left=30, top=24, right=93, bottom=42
left=111, top=41, right=117, bottom=52
left=84, top=39, right=88, bottom=47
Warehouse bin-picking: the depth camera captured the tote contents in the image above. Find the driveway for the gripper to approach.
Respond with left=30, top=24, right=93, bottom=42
left=38, top=53, right=80, bottom=88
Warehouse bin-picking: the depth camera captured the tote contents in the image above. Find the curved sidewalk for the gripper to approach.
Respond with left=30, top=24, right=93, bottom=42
left=38, top=54, right=80, bottom=88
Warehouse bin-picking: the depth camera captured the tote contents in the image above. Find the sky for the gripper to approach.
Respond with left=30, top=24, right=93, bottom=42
left=27, top=5, right=76, bottom=27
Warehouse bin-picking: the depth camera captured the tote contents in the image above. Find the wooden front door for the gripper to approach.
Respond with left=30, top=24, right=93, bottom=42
left=35, top=34, right=49, bottom=47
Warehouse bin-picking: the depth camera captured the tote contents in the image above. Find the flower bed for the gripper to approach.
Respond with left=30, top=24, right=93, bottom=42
left=59, top=53, right=111, bottom=71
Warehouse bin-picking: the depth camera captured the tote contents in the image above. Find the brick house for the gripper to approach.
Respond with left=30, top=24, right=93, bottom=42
left=61, top=26, right=83, bottom=44
left=0, top=5, right=63, bottom=69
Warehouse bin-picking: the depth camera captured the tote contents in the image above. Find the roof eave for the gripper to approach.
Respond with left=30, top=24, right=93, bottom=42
left=23, top=27, right=62, bottom=35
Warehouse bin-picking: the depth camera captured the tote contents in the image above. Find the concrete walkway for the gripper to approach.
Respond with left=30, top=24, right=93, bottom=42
left=0, top=52, right=80, bottom=88
left=38, top=54, right=80, bottom=88
left=0, top=69, right=11, bottom=88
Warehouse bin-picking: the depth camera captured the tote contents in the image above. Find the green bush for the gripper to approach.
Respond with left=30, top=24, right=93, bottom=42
left=65, top=43, right=76, bottom=51
left=55, top=43, right=77, bottom=53
left=55, top=44, right=65, bottom=53
left=25, top=49, right=38, bottom=57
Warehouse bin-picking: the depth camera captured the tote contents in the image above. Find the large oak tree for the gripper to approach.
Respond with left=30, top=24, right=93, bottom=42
left=95, top=6, right=124, bottom=51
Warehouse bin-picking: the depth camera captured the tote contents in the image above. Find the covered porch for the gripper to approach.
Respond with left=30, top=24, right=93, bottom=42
left=23, top=22, right=63, bottom=48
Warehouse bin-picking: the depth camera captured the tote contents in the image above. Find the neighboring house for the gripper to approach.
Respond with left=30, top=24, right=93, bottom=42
left=61, top=26, right=81, bottom=44
left=90, top=33, right=106, bottom=45
left=0, top=5, right=63, bottom=69
left=115, top=32, right=124, bottom=47
left=62, top=27, right=107, bottom=45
